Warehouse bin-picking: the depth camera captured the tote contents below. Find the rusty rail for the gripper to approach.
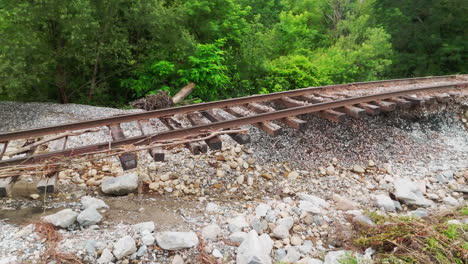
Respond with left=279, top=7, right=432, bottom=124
left=0, top=82, right=466, bottom=168
left=0, top=75, right=463, bottom=142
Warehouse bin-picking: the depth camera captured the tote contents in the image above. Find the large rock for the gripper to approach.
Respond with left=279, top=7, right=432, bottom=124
left=236, top=230, right=272, bottom=264
left=298, top=257, right=324, bottom=264
left=228, top=215, right=249, bottom=232
left=255, top=203, right=271, bottom=218
left=113, top=236, right=137, bottom=260
left=324, top=250, right=350, bottom=264
left=394, top=178, right=432, bottom=207
left=374, top=194, right=396, bottom=211
left=229, top=232, right=248, bottom=244
left=77, top=207, right=102, bottom=226
left=43, top=209, right=78, bottom=228
left=272, top=225, right=290, bottom=239
left=101, top=173, right=139, bottom=195
left=133, top=221, right=155, bottom=234
left=80, top=196, right=109, bottom=210
left=333, top=194, right=359, bottom=211
left=201, top=224, right=221, bottom=241
left=280, top=247, right=301, bottom=263
left=298, top=201, right=322, bottom=214
left=97, top=248, right=114, bottom=264
left=297, top=193, right=329, bottom=208
left=155, top=232, right=199, bottom=250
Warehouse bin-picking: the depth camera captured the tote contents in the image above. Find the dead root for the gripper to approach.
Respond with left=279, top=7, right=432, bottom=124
left=33, top=221, right=83, bottom=264
left=351, top=208, right=468, bottom=264
left=130, top=91, right=173, bottom=110
left=196, top=233, right=218, bottom=264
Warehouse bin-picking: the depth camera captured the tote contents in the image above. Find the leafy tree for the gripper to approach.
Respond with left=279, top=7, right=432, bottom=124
left=374, top=0, right=468, bottom=76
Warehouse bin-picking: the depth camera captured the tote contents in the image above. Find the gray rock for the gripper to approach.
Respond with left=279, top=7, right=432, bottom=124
left=352, top=165, right=365, bottom=173
left=276, top=217, right=294, bottom=230
left=275, top=249, right=287, bottom=260
left=133, top=221, right=155, bottom=234
left=236, top=230, right=272, bottom=264
left=297, top=240, right=313, bottom=255
left=84, top=240, right=98, bottom=257
left=113, top=236, right=137, bottom=260
left=142, top=234, right=155, bottom=245
left=0, top=257, right=17, bottom=264
left=14, top=224, right=35, bottom=239
left=97, top=248, right=114, bottom=264
left=171, top=255, right=184, bottom=264
left=297, top=193, right=329, bottom=208
left=443, top=196, right=460, bottom=206
left=229, top=232, right=248, bottom=244
left=352, top=215, right=376, bottom=227
left=228, top=215, right=249, bottom=232
left=436, top=171, right=454, bottom=183
left=333, top=194, right=359, bottom=211
left=374, top=194, right=396, bottom=212
left=281, top=247, right=301, bottom=263
left=201, top=224, right=221, bottom=241
left=447, top=219, right=462, bottom=225
left=251, top=218, right=268, bottom=233
left=155, top=232, right=199, bottom=250
left=137, top=245, right=147, bottom=257
left=212, top=248, right=223, bottom=258
left=298, top=257, right=324, bottom=264
left=42, top=209, right=78, bottom=228
left=255, top=203, right=271, bottom=218
left=80, top=196, right=109, bottom=210
left=77, top=207, right=102, bottom=226
left=324, top=250, right=350, bottom=264
left=272, top=225, right=290, bottom=239
left=101, top=173, right=138, bottom=195
left=411, top=209, right=428, bottom=218
left=394, top=178, right=432, bottom=207
left=206, top=202, right=219, bottom=212
left=299, top=201, right=322, bottom=214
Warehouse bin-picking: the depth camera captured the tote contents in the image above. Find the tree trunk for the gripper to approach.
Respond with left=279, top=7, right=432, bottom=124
left=172, top=82, right=196, bottom=104
left=88, top=52, right=100, bottom=100
left=55, top=65, right=69, bottom=104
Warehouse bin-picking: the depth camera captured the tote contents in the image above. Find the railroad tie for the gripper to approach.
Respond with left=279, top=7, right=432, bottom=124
left=387, top=97, right=412, bottom=109
left=247, top=103, right=307, bottom=131
left=0, top=139, right=38, bottom=197
left=36, top=137, right=67, bottom=193
left=0, top=142, right=13, bottom=196
left=186, top=112, right=222, bottom=150
left=138, top=119, right=165, bottom=161
left=108, top=124, right=138, bottom=170
left=422, top=96, right=436, bottom=104
left=371, top=101, right=396, bottom=112
left=159, top=117, right=207, bottom=155
left=223, top=107, right=282, bottom=136
left=435, top=93, right=450, bottom=103
left=280, top=96, right=346, bottom=122
left=357, top=103, right=381, bottom=115
left=402, top=96, right=425, bottom=106
left=200, top=110, right=251, bottom=144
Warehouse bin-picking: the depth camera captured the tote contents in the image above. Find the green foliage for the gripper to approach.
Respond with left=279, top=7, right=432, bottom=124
left=260, top=54, right=330, bottom=94
left=352, top=212, right=468, bottom=264
left=374, top=0, right=468, bottom=77
left=0, top=0, right=465, bottom=106
left=123, top=39, right=230, bottom=101
left=179, top=39, right=231, bottom=100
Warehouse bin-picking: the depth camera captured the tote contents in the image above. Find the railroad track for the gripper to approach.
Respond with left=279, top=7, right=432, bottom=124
left=0, top=75, right=467, bottom=197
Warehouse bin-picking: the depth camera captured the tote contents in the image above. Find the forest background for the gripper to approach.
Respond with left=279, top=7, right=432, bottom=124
left=0, top=0, right=466, bottom=106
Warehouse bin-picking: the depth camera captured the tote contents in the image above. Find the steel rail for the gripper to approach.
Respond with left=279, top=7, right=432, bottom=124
left=0, top=75, right=465, bottom=142
left=0, top=82, right=466, bottom=168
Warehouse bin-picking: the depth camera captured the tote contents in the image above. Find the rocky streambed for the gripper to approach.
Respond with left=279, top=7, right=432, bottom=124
left=0, top=100, right=467, bottom=264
